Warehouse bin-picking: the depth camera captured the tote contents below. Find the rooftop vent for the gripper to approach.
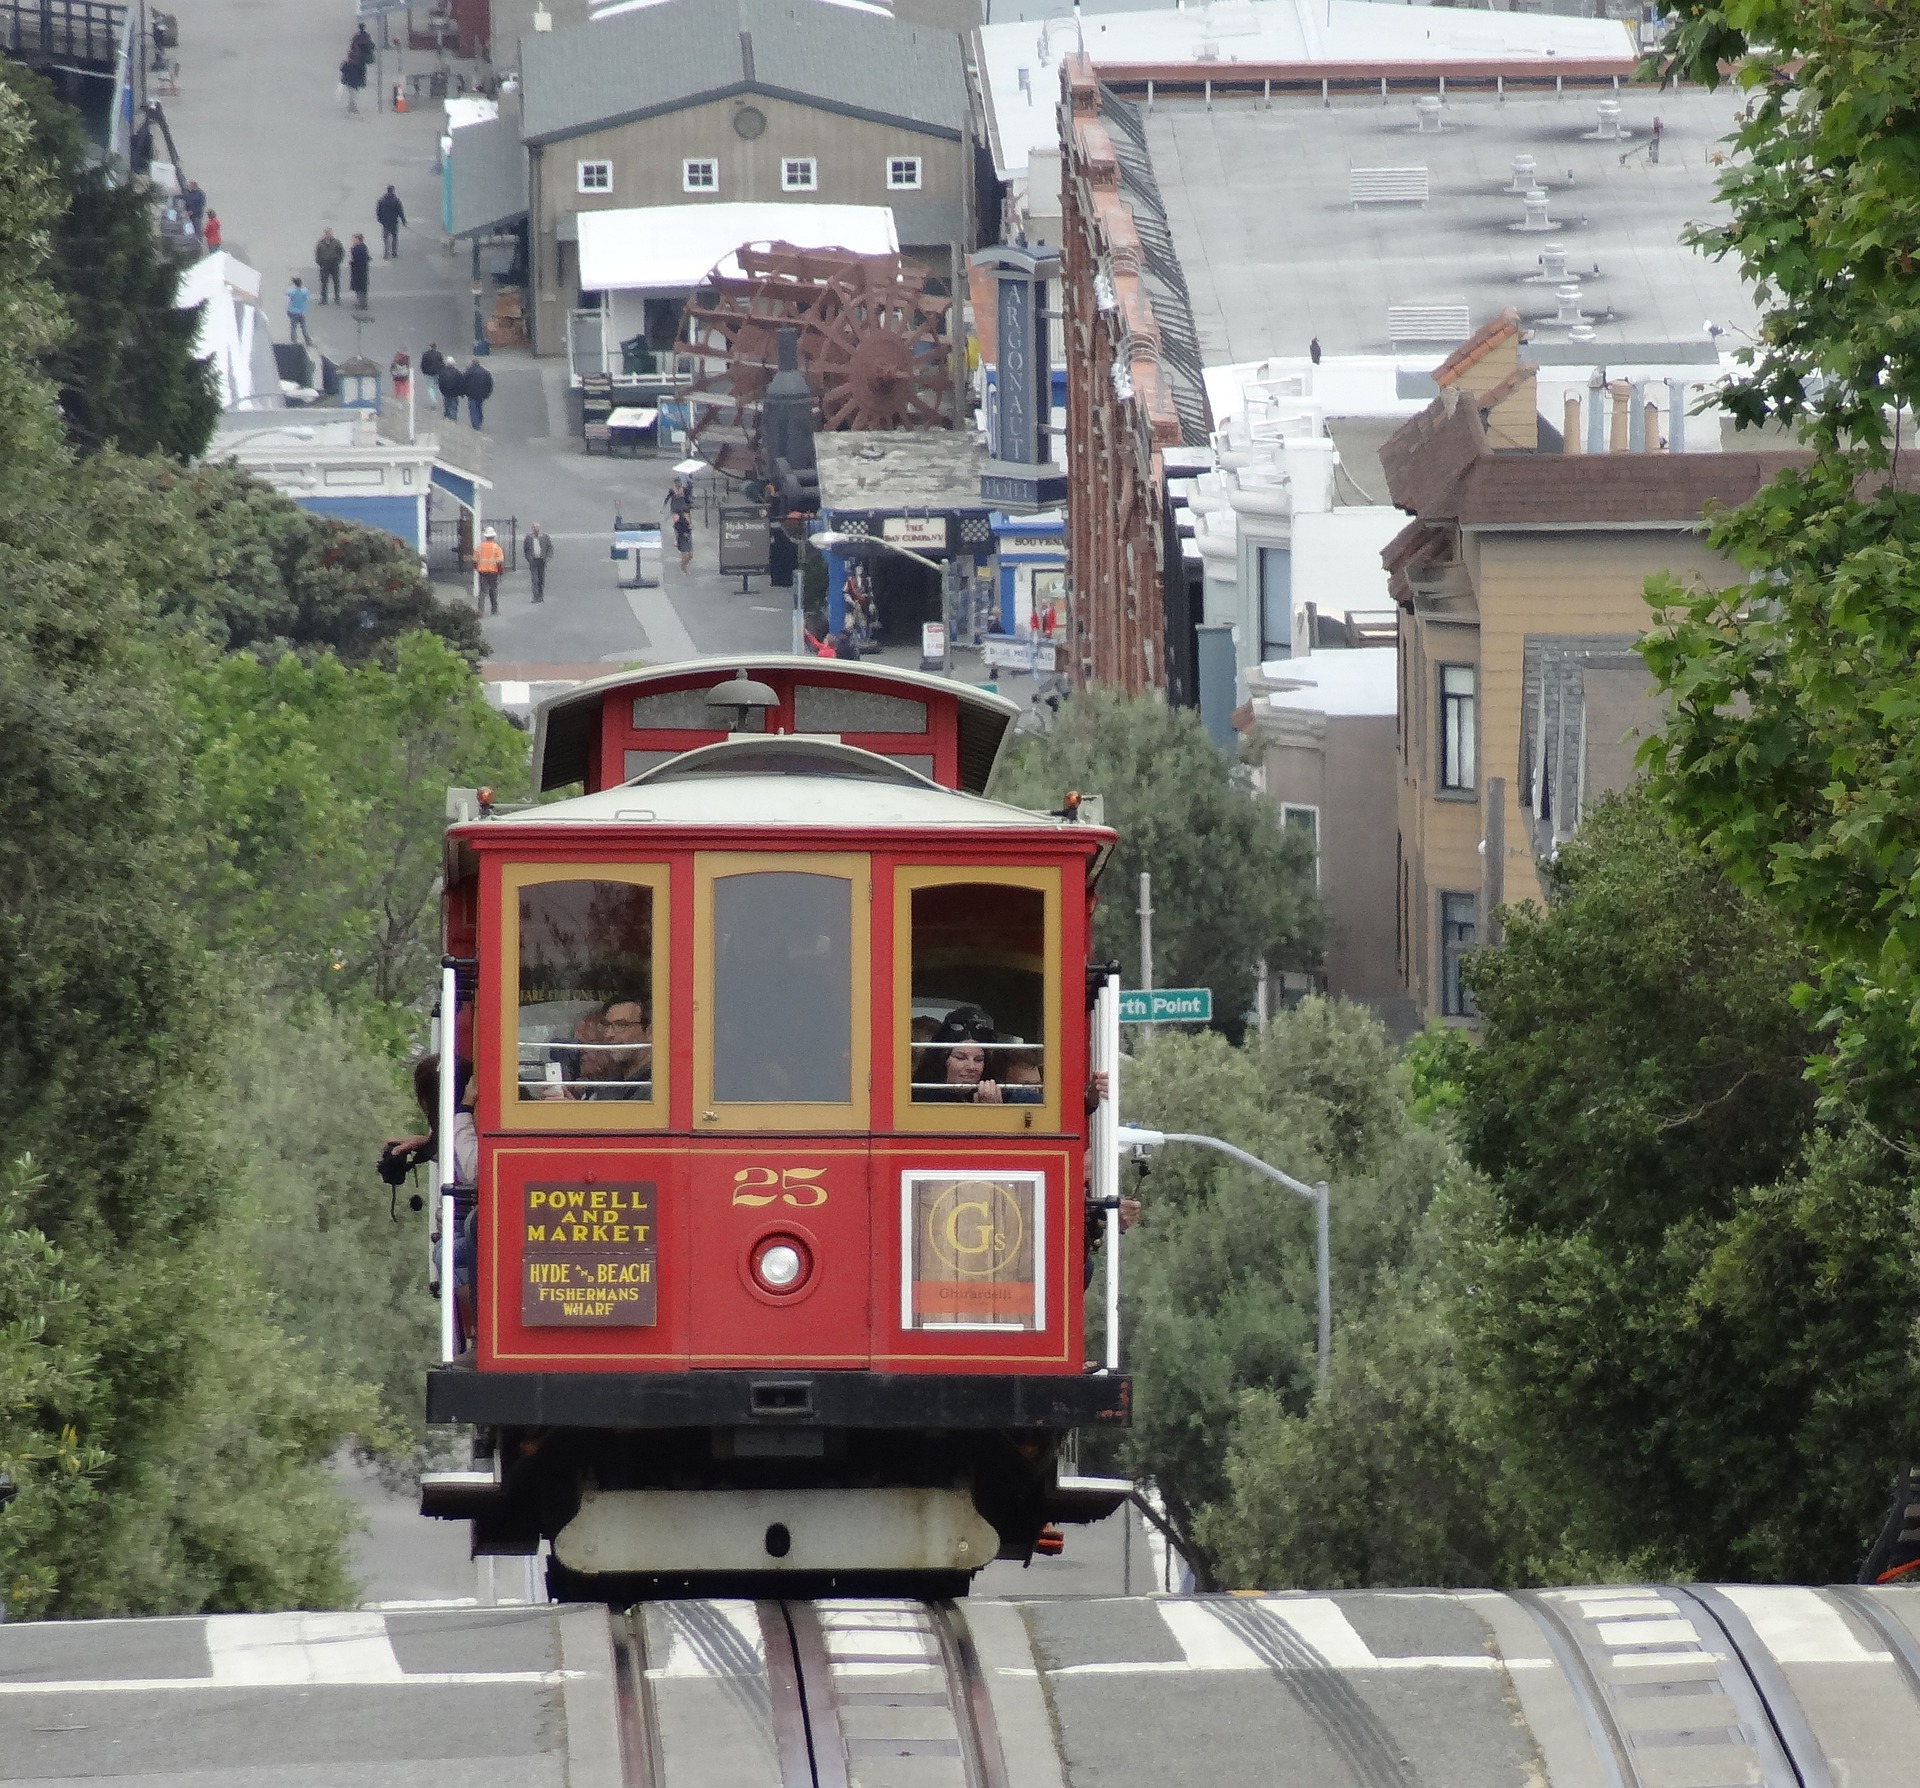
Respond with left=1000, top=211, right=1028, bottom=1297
left=1506, top=154, right=1537, bottom=193
left=1587, top=98, right=1627, bottom=142
left=1514, top=186, right=1559, bottom=233
left=1414, top=95, right=1444, bottom=134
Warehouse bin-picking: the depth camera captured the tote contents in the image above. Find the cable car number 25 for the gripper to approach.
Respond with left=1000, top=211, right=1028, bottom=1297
left=731, top=1166, right=828, bottom=1208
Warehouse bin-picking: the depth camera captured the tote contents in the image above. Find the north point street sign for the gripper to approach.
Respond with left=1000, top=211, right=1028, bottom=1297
left=1118, top=988, right=1212, bottom=1024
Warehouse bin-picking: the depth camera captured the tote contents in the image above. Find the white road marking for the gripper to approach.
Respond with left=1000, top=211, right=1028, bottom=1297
left=644, top=1600, right=764, bottom=1680
left=0, top=1672, right=581, bottom=1695
left=1011, top=1657, right=1553, bottom=1678
left=1257, top=1598, right=1380, bottom=1670
left=1593, top=1618, right=1702, bottom=1649
left=206, top=1612, right=404, bottom=1685
left=1158, top=1602, right=1267, bottom=1670
left=1716, top=1586, right=1891, bottom=1665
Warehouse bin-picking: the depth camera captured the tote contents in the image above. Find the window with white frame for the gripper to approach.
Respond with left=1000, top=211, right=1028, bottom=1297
left=781, top=156, right=817, bottom=192
left=576, top=160, right=612, bottom=194
left=1281, top=805, right=1320, bottom=884
left=1439, top=664, right=1476, bottom=792
left=683, top=158, right=718, bottom=193
left=886, top=155, right=922, bottom=190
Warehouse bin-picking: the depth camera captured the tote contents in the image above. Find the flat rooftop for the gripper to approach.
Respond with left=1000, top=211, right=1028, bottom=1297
left=1145, top=84, right=1760, bottom=361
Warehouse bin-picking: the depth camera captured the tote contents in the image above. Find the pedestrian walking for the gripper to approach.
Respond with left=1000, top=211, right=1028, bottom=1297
left=375, top=185, right=407, bottom=258
left=436, top=356, right=465, bottom=420
left=473, top=526, right=505, bottom=616
left=673, top=508, right=694, bottom=573
left=463, top=359, right=494, bottom=429
left=664, top=476, right=692, bottom=527
left=1309, top=336, right=1322, bottom=365
left=389, top=350, right=411, bottom=401
left=339, top=52, right=368, bottom=114
left=285, top=276, right=312, bottom=346
left=348, top=233, right=371, bottom=310
left=348, top=24, right=376, bottom=68
left=314, top=227, right=344, bottom=303
left=419, top=341, right=445, bottom=384
left=523, top=522, right=552, bottom=603
left=181, top=179, right=205, bottom=229
left=202, top=210, right=221, bottom=252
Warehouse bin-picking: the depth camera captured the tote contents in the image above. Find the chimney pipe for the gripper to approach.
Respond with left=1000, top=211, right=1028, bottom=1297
left=1586, top=368, right=1606, bottom=454
left=1608, top=381, right=1630, bottom=452
left=1563, top=390, right=1582, bottom=453
left=1645, top=399, right=1662, bottom=450
left=1627, top=381, right=1646, bottom=451
left=1666, top=377, right=1688, bottom=452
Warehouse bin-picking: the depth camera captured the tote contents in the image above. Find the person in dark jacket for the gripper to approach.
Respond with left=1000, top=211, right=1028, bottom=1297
left=418, top=341, right=445, bottom=384
left=437, top=357, right=465, bottom=421
left=463, top=359, right=494, bottom=429
left=339, top=52, right=368, bottom=114
left=314, top=227, right=344, bottom=303
left=348, top=233, right=371, bottom=309
left=375, top=186, right=406, bottom=258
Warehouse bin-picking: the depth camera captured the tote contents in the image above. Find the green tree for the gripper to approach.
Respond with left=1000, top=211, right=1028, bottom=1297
left=995, top=691, right=1322, bottom=1034
left=1113, top=1001, right=1453, bottom=1576
left=1450, top=792, right=1920, bottom=1581
left=0, top=63, right=218, bottom=458
left=1641, top=1, right=1920, bottom=1124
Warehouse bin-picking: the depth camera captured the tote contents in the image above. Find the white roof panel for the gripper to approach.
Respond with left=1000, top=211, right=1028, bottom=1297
left=1261, top=649, right=1397, bottom=719
left=490, top=771, right=1078, bottom=832
left=576, top=203, right=900, bottom=293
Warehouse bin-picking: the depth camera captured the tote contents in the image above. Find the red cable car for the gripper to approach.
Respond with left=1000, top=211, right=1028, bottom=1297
left=422, top=658, right=1131, bottom=1601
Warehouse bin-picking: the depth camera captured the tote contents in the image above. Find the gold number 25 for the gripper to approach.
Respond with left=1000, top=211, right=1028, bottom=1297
left=732, top=1166, right=828, bottom=1208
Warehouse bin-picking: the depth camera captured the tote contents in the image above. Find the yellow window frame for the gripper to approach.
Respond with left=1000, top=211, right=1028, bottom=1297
left=893, top=864, right=1062, bottom=1134
left=693, top=851, right=872, bottom=1132
left=497, top=861, right=673, bottom=1132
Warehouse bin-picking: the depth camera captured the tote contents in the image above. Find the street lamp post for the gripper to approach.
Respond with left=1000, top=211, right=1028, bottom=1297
left=1116, top=1124, right=1332, bottom=1392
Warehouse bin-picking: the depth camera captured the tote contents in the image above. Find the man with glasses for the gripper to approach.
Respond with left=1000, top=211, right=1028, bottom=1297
left=571, top=997, right=652, bottom=1099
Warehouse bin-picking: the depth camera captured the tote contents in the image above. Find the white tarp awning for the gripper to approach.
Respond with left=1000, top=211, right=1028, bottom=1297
left=576, top=203, right=900, bottom=294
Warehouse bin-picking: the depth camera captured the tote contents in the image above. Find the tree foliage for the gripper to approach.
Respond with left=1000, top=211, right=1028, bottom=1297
left=1448, top=793, right=1920, bottom=1581
left=996, top=691, right=1323, bottom=1034
left=1113, top=1001, right=1452, bottom=1577
left=0, top=62, right=218, bottom=458
left=1641, top=1, right=1920, bottom=1125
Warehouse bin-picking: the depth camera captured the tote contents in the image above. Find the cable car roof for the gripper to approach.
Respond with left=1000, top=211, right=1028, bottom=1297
left=488, top=736, right=1094, bottom=834
left=529, top=656, right=1023, bottom=796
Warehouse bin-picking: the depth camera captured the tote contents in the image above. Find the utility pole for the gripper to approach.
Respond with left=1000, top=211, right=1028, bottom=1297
left=1138, top=871, right=1153, bottom=992
left=1256, top=957, right=1270, bottom=1029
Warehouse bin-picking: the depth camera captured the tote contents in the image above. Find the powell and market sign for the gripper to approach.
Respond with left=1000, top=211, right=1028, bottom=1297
left=1118, top=988, right=1213, bottom=1024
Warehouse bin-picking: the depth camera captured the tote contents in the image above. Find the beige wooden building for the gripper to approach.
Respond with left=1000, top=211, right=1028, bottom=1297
left=1380, top=314, right=1806, bottom=1024
left=512, top=0, right=974, bottom=355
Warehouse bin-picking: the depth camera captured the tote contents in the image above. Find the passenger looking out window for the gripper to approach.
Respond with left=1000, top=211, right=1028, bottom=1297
left=908, top=882, right=1047, bottom=1104
left=516, top=879, right=657, bottom=1104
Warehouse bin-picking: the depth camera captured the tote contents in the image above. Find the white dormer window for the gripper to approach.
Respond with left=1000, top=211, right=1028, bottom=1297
left=683, top=157, right=718, bottom=193
left=887, top=156, right=922, bottom=190
left=781, top=156, right=818, bottom=192
left=576, top=160, right=612, bottom=193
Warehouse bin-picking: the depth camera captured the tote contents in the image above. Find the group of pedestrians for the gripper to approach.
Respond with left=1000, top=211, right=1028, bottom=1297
left=286, top=189, right=411, bottom=346
left=419, top=342, right=495, bottom=428
left=339, top=23, right=374, bottom=114
left=473, top=522, right=553, bottom=616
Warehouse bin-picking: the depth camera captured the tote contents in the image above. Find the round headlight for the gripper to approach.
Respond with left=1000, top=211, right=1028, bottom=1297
left=755, top=1241, right=805, bottom=1291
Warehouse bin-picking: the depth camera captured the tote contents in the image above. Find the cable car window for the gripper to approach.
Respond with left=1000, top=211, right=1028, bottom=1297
left=516, top=880, right=656, bottom=1103
left=712, top=871, right=852, bottom=1103
left=909, top=883, right=1046, bottom=1104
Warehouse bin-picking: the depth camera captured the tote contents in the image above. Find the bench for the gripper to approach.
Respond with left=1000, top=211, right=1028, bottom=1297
left=1350, top=167, right=1429, bottom=207
left=1387, top=301, right=1471, bottom=346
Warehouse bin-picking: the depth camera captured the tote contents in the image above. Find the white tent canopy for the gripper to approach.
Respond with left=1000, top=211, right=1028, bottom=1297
left=576, top=203, right=900, bottom=294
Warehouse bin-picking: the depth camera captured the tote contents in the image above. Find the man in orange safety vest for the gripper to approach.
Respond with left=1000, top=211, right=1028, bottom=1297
left=474, top=526, right=505, bottom=615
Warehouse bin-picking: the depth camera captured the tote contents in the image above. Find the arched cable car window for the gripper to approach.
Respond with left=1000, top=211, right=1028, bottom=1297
left=516, top=879, right=657, bottom=1103
left=909, top=883, right=1047, bottom=1105
left=712, top=871, right=852, bottom=1103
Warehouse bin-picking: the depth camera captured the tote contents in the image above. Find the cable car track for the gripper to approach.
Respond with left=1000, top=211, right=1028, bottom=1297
left=611, top=1598, right=1009, bottom=1788
left=1517, top=1585, right=1837, bottom=1788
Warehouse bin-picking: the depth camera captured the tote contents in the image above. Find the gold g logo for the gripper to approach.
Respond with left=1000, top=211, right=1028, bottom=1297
left=924, top=1181, right=1025, bottom=1278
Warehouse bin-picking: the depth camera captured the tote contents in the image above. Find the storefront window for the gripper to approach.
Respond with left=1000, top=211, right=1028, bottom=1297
left=517, top=880, right=656, bottom=1103
left=908, top=883, right=1047, bottom=1105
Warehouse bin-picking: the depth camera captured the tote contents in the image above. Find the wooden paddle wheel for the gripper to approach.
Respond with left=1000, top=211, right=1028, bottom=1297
left=676, top=241, right=953, bottom=479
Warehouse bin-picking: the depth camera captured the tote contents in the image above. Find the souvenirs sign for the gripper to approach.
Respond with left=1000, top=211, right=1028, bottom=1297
left=522, top=1180, right=658, bottom=1326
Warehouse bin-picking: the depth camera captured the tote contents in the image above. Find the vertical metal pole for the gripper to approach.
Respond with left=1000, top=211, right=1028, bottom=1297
left=1137, top=871, right=1153, bottom=992
left=1096, top=973, right=1122, bottom=1372
left=1256, top=956, right=1270, bottom=1030
left=439, top=964, right=458, bottom=1363
left=1314, top=1181, right=1330, bottom=1393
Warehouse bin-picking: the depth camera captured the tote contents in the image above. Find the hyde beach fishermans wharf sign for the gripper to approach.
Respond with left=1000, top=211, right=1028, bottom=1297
left=522, top=1181, right=658, bottom=1325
